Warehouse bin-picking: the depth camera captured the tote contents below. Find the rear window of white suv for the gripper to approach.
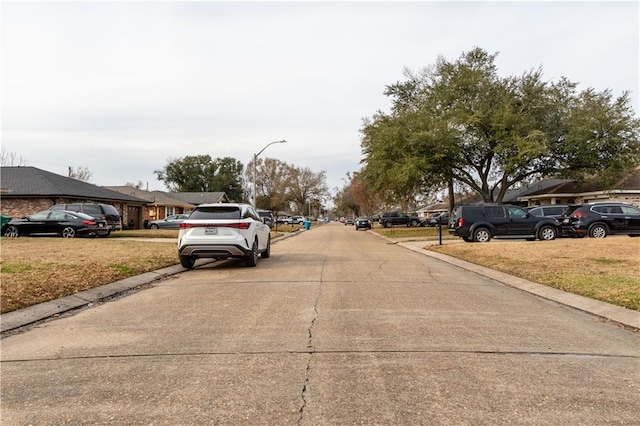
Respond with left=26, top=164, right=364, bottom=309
left=189, top=206, right=241, bottom=220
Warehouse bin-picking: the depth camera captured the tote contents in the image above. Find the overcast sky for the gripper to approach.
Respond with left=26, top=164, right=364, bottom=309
left=2, top=1, right=638, bottom=197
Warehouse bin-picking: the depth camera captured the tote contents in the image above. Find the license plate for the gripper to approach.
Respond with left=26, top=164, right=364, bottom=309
left=98, top=223, right=104, bottom=227
left=205, top=228, right=218, bottom=235
left=562, top=219, right=569, bottom=224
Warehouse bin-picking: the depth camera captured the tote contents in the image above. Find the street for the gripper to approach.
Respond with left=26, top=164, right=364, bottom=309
left=1, top=222, right=639, bottom=424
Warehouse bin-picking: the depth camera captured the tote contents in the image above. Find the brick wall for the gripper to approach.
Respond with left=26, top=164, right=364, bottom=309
left=1, top=198, right=53, bottom=218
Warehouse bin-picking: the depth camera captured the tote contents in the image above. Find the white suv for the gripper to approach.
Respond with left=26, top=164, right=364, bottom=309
left=178, top=203, right=271, bottom=269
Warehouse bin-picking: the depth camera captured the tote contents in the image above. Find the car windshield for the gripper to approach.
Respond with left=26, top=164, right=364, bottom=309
left=190, top=206, right=241, bottom=220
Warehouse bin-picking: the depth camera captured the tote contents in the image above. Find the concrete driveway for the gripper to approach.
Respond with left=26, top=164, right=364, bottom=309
left=1, top=222, right=639, bottom=424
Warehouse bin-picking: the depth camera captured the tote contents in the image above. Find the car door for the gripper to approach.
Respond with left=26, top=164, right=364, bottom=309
left=23, top=211, right=53, bottom=235
left=505, top=206, right=537, bottom=236
left=162, top=215, right=183, bottom=229
left=601, top=205, right=627, bottom=233
left=483, top=206, right=509, bottom=235
left=47, top=211, right=70, bottom=235
left=619, top=205, right=640, bottom=233
left=247, top=207, right=270, bottom=250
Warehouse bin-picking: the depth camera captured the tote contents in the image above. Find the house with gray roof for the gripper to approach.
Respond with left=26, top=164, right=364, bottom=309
left=517, top=166, right=640, bottom=207
left=0, top=167, right=149, bottom=226
left=105, top=186, right=206, bottom=228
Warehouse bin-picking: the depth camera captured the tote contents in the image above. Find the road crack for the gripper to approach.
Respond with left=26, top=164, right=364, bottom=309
left=297, top=257, right=325, bottom=424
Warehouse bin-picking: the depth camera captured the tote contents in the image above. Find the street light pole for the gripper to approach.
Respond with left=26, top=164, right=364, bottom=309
left=253, top=140, right=286, bottom=208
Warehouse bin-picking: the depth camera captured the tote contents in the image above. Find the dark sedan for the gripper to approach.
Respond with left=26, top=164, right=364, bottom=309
left=2, top=210, right=109, bottom=238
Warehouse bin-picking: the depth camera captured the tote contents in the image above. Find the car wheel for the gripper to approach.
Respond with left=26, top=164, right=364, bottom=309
left=245, top=239, right=259, bottom=267
left=180, top=255, right=195, bottom=269
left=4, top=225, right=19, bottom=238
left=538, top=225, right=557, bottom=241
left=473, top=227, right=491, bottom=243
left=261, top=236, right=271, bottom=258
left=62, top=227, right=76, bottom=238
left=150, top=224, right=159, bottom=229
left=462, top=236, right=473, bottom=242
left=410, top=220, right=418, bottom=227
left=589, top=223, right=608, bottom=238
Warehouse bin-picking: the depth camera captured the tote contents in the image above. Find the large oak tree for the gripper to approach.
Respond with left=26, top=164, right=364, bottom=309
left=360, top=47, right=640, bottom=205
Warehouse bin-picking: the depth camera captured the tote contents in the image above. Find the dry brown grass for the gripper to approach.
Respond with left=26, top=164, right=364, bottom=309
left=1, top=238, right=179, bottom=313
left=427, top=238, right=640, bottom=311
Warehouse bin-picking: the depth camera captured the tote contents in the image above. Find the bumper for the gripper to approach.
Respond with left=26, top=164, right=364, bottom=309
left=179, top=243, right=252, bottom=259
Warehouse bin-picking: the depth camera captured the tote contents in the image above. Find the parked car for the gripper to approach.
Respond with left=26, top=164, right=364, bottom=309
left=277, top=215, right=291, bottom=224
left=292, top=216, right=305, bottom=224
left=379, top=211, right=420, bottom=228
left=148, top=214, right=189, bottom=229
left=448, top=204, right=559, bottom=242
left=2, top=210, right=109, bottom=238
left=177, top=203, right=271, bottom=269
left=527, top=204, right=570, bottom=221
left=256, top=209, right=275, bottom=228
left=426, top=212, right=449, bottom=227
left=355, top=217, right=371, bottom=230
left=49, top=203, right=122, bottom=233
left=559, top=202, right=640, bottom=238
left=344, top=217, right=355, bottom=226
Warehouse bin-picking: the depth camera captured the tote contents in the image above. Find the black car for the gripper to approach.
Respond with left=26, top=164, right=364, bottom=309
left=559, top=202, right=640, bottom=238
left=2, top=210, right=110, bottom=238
left=355, top=217, right=372, bottom=230
left=448, top=204, right=559, bottom=242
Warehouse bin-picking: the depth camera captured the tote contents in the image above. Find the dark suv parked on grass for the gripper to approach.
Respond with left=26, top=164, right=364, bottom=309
left=448, top=204, right=559, bottom=242
left=49, top=203, right=122, bottom=234
left=559, top=202, right=640, bottom=238
left=379, top=211, right=420, bottom=228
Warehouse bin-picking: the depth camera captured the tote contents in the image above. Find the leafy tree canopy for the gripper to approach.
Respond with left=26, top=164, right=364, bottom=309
left=360, top=47, right=640, bottom=204
left=154, top=155, right=245, bottom=200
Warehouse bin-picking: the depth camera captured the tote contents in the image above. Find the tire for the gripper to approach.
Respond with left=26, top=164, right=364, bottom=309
left=180, top=255, right=195, bottom=269
left=62, top=227, right=76, bottom=238
left=472, top=227, right=491, bottom=243
left=4, top=225, right=19, bottom=238
left=538, top=225, right=557, bottom=241
left=261, top=236, right=271, bottom=258
left=588, top=223, right=608, bottom=238
left=150, top=224, right=159, bottom=229
left=462, top=236, right=473, bottom=242
left=410, top=220, right=418, bottom=227
left=245, top=239, right=258, bottom=267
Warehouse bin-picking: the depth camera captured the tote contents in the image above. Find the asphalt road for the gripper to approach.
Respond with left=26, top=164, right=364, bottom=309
left=1, top=223, right=639, bottom=424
